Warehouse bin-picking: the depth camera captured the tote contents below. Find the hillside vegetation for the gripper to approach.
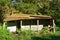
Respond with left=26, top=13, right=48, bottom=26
left=0, top=25, right=60, bottom=40
left=0, top=0, right=60, bottom=24
left=0, top=0, right=60, bottom=40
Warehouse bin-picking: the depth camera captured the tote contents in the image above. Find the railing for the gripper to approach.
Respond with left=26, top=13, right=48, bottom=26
left=21, top=25, right=43, bottom=31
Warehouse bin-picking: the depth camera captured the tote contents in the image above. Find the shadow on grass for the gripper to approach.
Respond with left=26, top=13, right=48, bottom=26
left=31, top=36, right=49, bottom=40
left=31, top=35, right=60, bottom=40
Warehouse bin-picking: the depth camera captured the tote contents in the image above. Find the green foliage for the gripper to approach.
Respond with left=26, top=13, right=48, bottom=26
left=16, top=29, right=60, bottom=40
left=0, top=0, right=60, bottom=24
left=17, top=29, right=41, bottom=40
left=17, top=30, right=31, bottom=40
left=0, top=0, right=60, bottom=40
left=15, top=0, right=38, bottom=14
left=56, top=25, right=60, bottom=31
left=0, top=26, right=16, bottom=40
left=56, top=27, right=60, bottom=31
left=0, top=0, right=10, bottom=8
left=0, top=26, right=60, bottom=40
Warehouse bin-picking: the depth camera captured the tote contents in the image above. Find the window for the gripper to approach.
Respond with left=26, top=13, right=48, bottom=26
left=22, top=20, right=37, bottom=25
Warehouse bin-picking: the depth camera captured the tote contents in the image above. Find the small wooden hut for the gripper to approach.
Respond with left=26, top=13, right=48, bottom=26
left=1, top=13, right=55, bottom=32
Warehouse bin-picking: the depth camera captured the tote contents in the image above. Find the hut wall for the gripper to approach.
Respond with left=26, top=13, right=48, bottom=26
left=21, top=20, right=43, bottom=30
left=7, top=21, right=17, bottom=32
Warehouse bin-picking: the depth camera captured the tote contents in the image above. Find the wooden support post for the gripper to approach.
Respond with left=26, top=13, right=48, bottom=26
left=37, top=20, right=39, bottom=32
left=20, top=20, right=22, bottom=29
left=50, top=19, right=55, bottom=32
left=28, top=20, right=31, bottom=32
left=53, top=20, right=55, bottom=32
left=3, top=22, right=6, bottom=30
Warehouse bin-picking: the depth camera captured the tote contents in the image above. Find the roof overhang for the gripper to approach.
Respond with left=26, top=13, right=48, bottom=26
left=3, top=15, right=52, bottom=22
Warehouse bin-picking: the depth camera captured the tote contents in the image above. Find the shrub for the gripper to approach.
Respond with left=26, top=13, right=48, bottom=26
left=0, top=26, right=16, bottom=40
left=17, top=29, right=39, bottom=40
left=0, top=26, right=60, bottom=40
left=17, top=30, right=31, bottom=40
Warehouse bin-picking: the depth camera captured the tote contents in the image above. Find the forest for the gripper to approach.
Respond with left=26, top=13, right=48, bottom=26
left=0, top=0, right=60, bottom=25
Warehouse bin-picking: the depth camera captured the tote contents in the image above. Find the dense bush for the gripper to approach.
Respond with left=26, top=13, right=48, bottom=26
left=0, top=26, right=16, bottom=40
left=17, top=30, right=37, bottom=40
left=56, top=25, right=60, bottom=31
left=17, top=28, right=60, bottom=40
left=0, top=26, right=60, bottom=40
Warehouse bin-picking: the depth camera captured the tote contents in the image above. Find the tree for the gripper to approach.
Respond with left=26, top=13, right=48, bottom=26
left=39, top=0, right=60, bottom=24
left=0, top=0, right=60, bottom=25
left=0, top=0, right=10, bottom=8
left=0, top=0, right=11, bottom=23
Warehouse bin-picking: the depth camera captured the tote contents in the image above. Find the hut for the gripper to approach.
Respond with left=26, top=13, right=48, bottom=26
left=1, top=13, right=55, bottom=32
